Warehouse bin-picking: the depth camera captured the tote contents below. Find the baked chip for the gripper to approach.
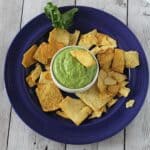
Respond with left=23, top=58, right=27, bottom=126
left=36, top=82, right=63, bottom=112
left=56, top=110, right=69, bottom=119
left=108, top=71, right=127, bottom=82
left=33, top=42, right=51, bottom=64
left=107, top=99, right=118, bottom=108
left=104, top=77, right=117, bottom=85
left=119, top=87, right=130, bottom=97
left=78, top=29, right=98, bottom=49
left=112, top=49, right=125, bottom=73
left=69, top=30, right=80, bottom=45
left=125, top=51, right=140, bottom=68
left=89, top=106, right=107, bottom=119
left=97, top=70, right=107, bottom=92
left=97, top=48, right=114, bottom=69
left=107, top=84, right=120, bottom=96
left=22, top=45, right=37, bottom=68
left=38, top=71, right=52, bottom=84
left=48, top=28, right=70, bottom=46
left=70, top=50, right=96, bottom=67
left=26, top=64, right=42, bottom=87
left=76, top=85, right=112, bottom=111
left=59, top=96, right=92, bottom=126
left=96, top=33, right=117, bottom=48
left=126, top=99, right=135, bottom=108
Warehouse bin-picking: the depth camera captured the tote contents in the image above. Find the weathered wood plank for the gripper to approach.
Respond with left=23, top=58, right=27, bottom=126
left=126, top=0, right=150, bottom=149
left=66, top=0, right=127, bottom=149
left=7, top=0, right=75, bottom=150
left=0, top=0, right=23, bottom=150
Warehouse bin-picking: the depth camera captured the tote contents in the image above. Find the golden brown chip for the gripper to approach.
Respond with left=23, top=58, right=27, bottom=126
left=112, top=49, right=125, bottom=73
left=33, top=42, right=51, bottom=64
left=48, top=28, right=70, bottom=46
left=78, top=29, right=98, bottom=49
left=119, top=81, right=129, bottom=87
left=26, top=63, right=42, bottom=87
left=22, top=45, right=37, bottom=68
left=70, top=50, right=96, bottom=67
left=44, top=64, right=50, bottom=71
left=56, top=110, right=69, bottom=119
left=69, top=30, right=80, bottom=45
left=96, top=33, right=117, bottom=48
left=126, top=99, right=135, bottom=108
left=76, top=84, right=112, bottom=111
left=107, top=99, right=118, bottom=108
left=38, top=71, right=52, bottom=84
left=125, top=51, right=140, bottom=68
left=59, top=96, right=92, bottom=126
left=36, top=82, right=63, bottom=112
left=108, top=71, right=127, bottom=82
left=107, top=84, right=120, bottom=96
left=97, top=70, right=107, bottom=93
left=89, top=106, right=107, bottom=119
left=119, top=87, right=130, bottom=97
left=97, top=48, right=114, bottom=69
left=104, top=77, right=117, bottom=85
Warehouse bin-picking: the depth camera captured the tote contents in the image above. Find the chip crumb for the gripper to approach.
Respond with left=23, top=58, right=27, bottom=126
left=126, top=99, right=135, bottom=108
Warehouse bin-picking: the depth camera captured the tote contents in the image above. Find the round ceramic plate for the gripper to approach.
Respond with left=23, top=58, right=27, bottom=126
left=4, top=6, right=149, bottom=144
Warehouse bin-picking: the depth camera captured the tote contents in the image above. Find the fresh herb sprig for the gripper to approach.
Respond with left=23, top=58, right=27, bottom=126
left=44, top=2, right=78, bottom=29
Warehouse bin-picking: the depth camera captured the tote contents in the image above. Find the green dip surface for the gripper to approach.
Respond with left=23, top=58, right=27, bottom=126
left=52, top=47, right=97, bottom=89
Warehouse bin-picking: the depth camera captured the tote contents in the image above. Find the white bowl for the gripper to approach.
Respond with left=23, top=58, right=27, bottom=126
left=50, top=46, right=99, bottom=93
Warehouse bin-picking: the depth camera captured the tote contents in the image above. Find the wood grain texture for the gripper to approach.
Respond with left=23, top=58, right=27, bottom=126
left=0, top=0, right=23, bottom=150
left=126, top=0, right=150, bottom=149
left=66, top=0, right=127, bottom=149
left=7, top=0, right=74, bottom=150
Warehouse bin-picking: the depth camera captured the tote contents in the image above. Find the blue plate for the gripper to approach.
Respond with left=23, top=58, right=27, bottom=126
left=4, top=6, right=149, bottom=144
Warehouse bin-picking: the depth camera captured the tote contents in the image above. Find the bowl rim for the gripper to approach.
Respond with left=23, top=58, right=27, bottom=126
left=50, top=45, right=99, bottom=93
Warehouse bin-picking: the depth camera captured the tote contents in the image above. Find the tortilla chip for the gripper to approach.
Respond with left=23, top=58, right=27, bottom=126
left=89, top=106, right=107, bottom=119
left=56, top=110, right=69, bottom=119
left=36, top=82, right=63, bottom=112
left=119, top=81, right=129, bottom=87
left=125, top=51, right=140, bottom=68
left=126, top=99, right=135, bottom=108
left=70, top=50, right=96, bottom=67
left=112, top=49, right=125, bottom=73
left=107, top=98, right=118, bottom=108
left=78, top=29, right=98, bottom=49
left=48, top=28, right=70, bottom=46
left=107, top=84, right=120, bottom=96
left=96, top=33, right=117, bottom=48
left=119, top=87, right=130, bottom=97
left=38, top=71, right=52, bottom=84
left=97, top=48, right=114, bottom=69
left=26, top=63, right=42, bottom=87
left=33, top=42, right=51, bottom=64
left=59, top=96, right=92, bottom=126
left=76, top=84, right=112, bottom=111
left=108, top=71, right=127, bottom=82
left=104, top=77, right=117, bottom=85
left=69, top=30, right=80, bottom=45
left=22, top=45, right=37, bottom=68
left=97, top=70, right=107, bottom=93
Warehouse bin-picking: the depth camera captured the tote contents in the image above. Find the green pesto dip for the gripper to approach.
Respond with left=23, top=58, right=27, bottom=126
left=52, top=47, right=97, bottom=89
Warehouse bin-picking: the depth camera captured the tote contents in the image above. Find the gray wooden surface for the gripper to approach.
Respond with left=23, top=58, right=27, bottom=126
left=0, top=0, right=149, bottom=149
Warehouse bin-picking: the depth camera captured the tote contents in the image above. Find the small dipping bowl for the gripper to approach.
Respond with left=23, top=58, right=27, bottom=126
left=50, top=46, right=99, bottom=93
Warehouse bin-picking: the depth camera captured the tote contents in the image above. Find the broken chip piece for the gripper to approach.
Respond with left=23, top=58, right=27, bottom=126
left=26, top=63, right=42, bottom=87
left=126, top=99, right=135, bottom=108
left=22, top=45, right=37, bottom=68
left=125, top=51, right=139, bottom=68
left=70, top=49, right=96, bottom=67
left=59, top=96, right=92, bottom=125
